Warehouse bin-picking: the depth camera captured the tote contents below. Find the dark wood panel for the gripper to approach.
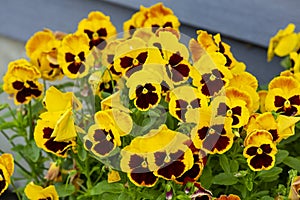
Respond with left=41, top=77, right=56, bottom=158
left=106, top=0, right=300, bottom=47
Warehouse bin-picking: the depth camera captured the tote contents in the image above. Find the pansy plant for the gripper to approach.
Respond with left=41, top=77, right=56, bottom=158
left=2, top=59, right=43, bottom=105
left=265, top=76, right=300, bottom=116
left=0, top=154, right=14, bottom=196
left=57, top=33, right=94, bottom=79
left=34, top=86, right=81, bottom=157
left=77, top=11, right=117, bottom=50
left=25, top=29, right=64, bottom=81
left=243, top=130, right=277, bottom=171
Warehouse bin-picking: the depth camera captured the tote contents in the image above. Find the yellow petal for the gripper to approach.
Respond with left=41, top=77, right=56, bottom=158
left=52, top=108, right=77, bottom=141
left=108, top=170, right=121, bottom=183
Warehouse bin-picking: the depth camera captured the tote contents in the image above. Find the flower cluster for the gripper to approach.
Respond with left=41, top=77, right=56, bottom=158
left=1, top=3, right=300, bottom=200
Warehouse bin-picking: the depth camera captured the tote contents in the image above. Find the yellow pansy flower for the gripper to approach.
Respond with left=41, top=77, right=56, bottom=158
left=77, top=11, right=117, bottom=50
left=57, top=33, right=93, bottom=79
left=123, top=3, right=180, bottom=37
left=25, top=29, right=64, bottom=80
left=88, top=70, right=119, bottom=100
left=83, top=110, right=121, bottom=158
left=289, top=176, right=300, bottom=200
left=191, top=30, right=245, bottom=73
left=24, top=182, right=59, bottom=200
left=101, top=39, right=124, bottom=76
left=243, top=130, right=277, bottom=171
left=43, top=86, right=82, bottom=112
left=113, top=37, right=150, bottom=78
left=265, top=76, right=300, bottom=116
left=227, top=71, right=259, bottom=113
left=34, top=87, right=80, bottom=157
left=144, top=3, right=180, bottom=31
left=123, top=6, right=149, bottom=38
left=211, top=87, right=251, bottom=128
left=267, top=23, right=300, bottom=61
left=168, top=85, right=208, bottom=122
left=246, top=112, right=300, bottom=143
left=174, top=147, right=206, bottom=185
left=191, top=52, right=233, bottom=97
left=2, top=59, right=43, bottom=105
left=120, top=125, right=193, bottom=186
left=215, top=194, right=241, bottom=200
left=191, top=109, right=234, bottom=154
left=148, top=30, right=192, bottom=85
left=100, top=91, right=131, bottom=113
left=0, top=153, right=14, bottom=196
left=258, top=90, right=268, bottom=113
left=34, top=112, right=77, bottom=157
left=126, top=69, right=162, bottom=111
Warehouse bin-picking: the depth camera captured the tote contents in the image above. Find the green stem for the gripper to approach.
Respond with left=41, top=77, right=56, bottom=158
left=1, top=130, right=16, bottom=146
left=7, top=106, right=18, bottom=122
left=85, top=158, right=93, bottom=189
left=106, top=68, right=115, bottom=93
left=10, top=178, right=22, bottom=200
left=43, top=79, right=47, bottom=94
left=28, top=101, right=33, bottom=141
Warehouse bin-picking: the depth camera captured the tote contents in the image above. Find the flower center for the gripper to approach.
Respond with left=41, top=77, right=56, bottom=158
left=132, top=58, right=139, bottom=66
left=257, top=147, right=263, bottom=154
left=106, top=134, right=112, bottom=141
left=24, top=82, right=30, bottom=88
left=284, top=100, right=291, bottom=108
left=142, top=87, right=148, bottom=94
left=210, top=74, right=216, bottom=81
left=164, top=154, right=171, bottom=163
left=104, top=82, right=110, bottom=89
left=74, top=55, right=81, bottom=63
left=209, top=128, right=215, bottom=134
left=226, top=109, right=233, bottom=117
left=93, top=32, right=99, bottom=39
left=186, top=104, right=192, bottom=109
left=141, top=160, right=148, bottom=168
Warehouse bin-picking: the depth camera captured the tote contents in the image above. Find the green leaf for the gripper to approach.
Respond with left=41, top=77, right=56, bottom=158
left=280, top=56, right=291, bottom=69
left=0, top=83, right=3, bottom=94
left=249, top=191, right=270, bottom=199
left=176, top=194, right=191, bottom=200
left=230, top=160, right=239, bottom=172
left=212, top=173, right=238, bottom=185
left=261, top=196, right=274, bottom=200
left=233, top=185, right=247, bottom=199
left=296, top=121, right=300, bottom=129
left=0, top=121, right=18, bottom=130
left=55, top=82, right=75, bottom=90
left=156, top=193, right=166, bottom=200
left=219, top=154, right=230, bottom=173
left=0, top=103, right=8, bottom=111
left=89, top=181, right=124, bottom=196
left=200, top=166, right=213, bottom=188
left=283, top=157, right=300, bottom=172
left=99, top=193, right=120, bottom=199
left=77, top=142, right=87, bottom=161
left=55, top=183, right=75, bottom=197
left=245, top=173, right=254, bottom=191
left=118, top=192, right=133, bottom=200
left=276, top=150, right=289, bottom=164
left=257, top=167, right=283, bottom=178
left=94, top=95, right=102, bottom=112
left=23, top=140, right=40, bottom=162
